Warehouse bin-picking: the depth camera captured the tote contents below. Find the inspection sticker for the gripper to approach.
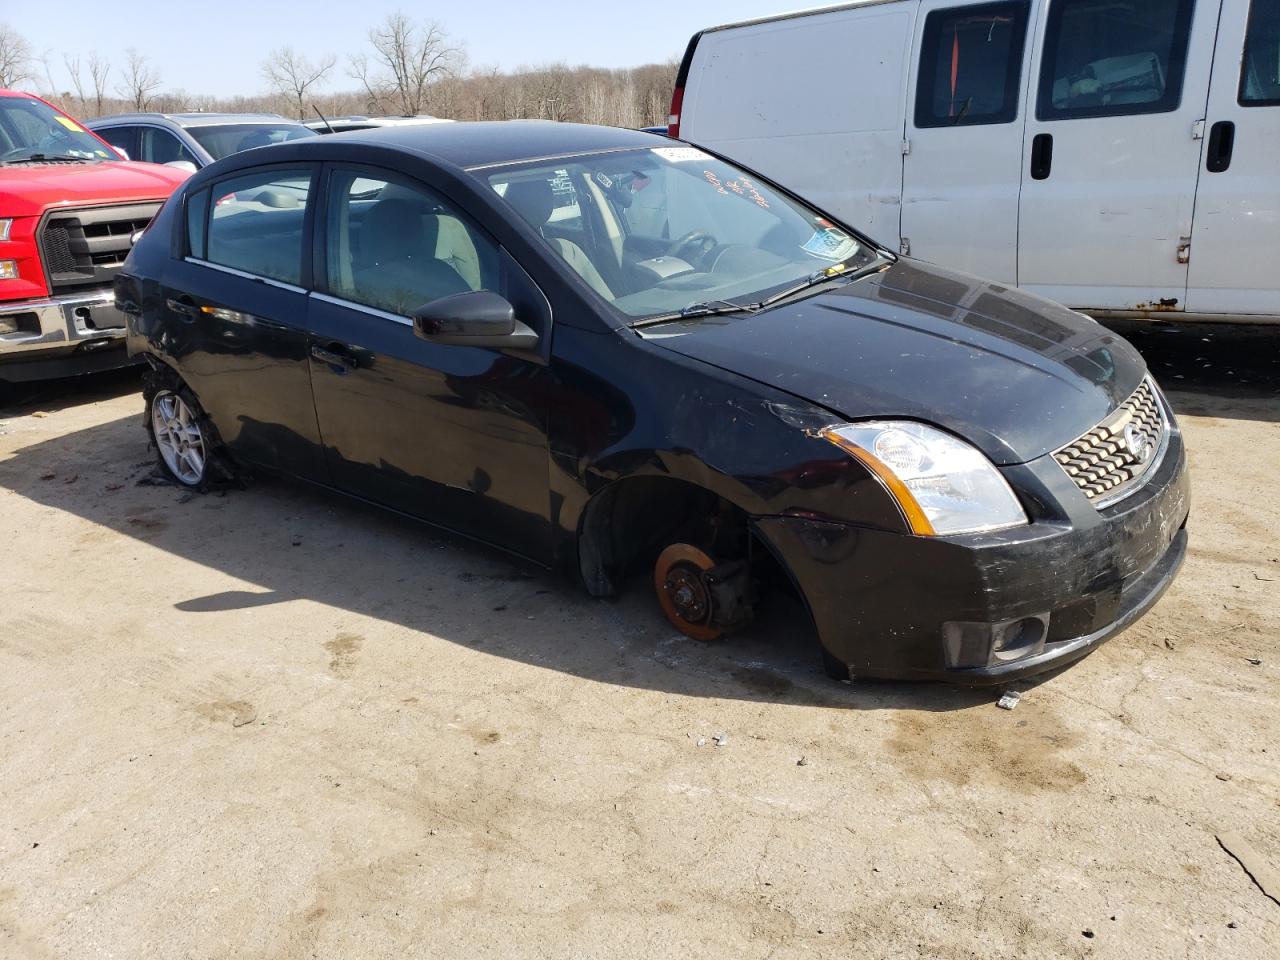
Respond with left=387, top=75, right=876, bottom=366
left=54, top=116, right=84, bottom=132
left=652, top=146, right=711, bottom=163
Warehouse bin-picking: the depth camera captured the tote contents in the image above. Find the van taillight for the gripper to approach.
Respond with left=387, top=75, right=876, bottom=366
left=667, top=86, right=684, bottom=139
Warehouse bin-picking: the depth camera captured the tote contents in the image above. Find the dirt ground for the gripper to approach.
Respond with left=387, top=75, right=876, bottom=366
left=1, top=322, right=1277, bottom=959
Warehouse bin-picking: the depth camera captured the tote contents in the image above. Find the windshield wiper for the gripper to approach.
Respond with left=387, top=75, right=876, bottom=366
left=752, top=259, right=886, bottom=310
left=630, top=298, right=759, bottom=328
left=0, top=153, right=94, bottom=165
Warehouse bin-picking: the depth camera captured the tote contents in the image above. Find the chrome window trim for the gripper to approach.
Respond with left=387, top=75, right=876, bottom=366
left=183, top=257, right=306, bottom=294
left=309, top=291, right=413, bottom=327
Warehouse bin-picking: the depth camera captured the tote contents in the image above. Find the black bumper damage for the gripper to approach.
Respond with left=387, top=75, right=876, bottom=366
left=753, top=434, right=1190, bottom=685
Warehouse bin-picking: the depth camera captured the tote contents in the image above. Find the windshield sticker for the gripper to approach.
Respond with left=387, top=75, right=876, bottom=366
left=652, top=146, right=710, bottom=163
left=54, top=115, right=84, bottom=132
left=702, top=170, right=770, bottom=209
left=802, top=227, right=859, bottom=261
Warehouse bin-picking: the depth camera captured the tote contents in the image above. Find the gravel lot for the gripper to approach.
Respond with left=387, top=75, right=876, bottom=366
left=1, top=322, right=1277, bottom=959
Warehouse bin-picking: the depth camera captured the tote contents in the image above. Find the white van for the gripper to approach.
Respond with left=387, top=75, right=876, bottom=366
left=671, top=0, right=1279, bottom=323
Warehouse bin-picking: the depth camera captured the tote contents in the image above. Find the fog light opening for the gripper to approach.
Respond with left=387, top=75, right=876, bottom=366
left=991, top=617, right=1048, bottom=663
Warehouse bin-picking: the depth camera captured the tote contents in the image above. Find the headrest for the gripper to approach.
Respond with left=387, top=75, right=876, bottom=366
left=503, top=179, right=555, bottom=228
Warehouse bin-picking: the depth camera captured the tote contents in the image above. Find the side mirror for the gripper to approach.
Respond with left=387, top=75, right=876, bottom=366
left=113, top=146, right=130, bottom=160
left=165, top=160, right=198, bottom=174
left=411, top=290, right=538, bottom=350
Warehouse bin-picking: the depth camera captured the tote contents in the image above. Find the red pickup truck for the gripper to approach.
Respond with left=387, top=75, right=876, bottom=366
left=0, top=90, right=188, bottom=383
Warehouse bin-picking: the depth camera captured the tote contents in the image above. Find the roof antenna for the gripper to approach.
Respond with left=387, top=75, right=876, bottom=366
left=312, top=105, right=335, bottom=134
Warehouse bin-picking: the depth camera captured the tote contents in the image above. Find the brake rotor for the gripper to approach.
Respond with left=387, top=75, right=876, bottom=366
left=654, top=543, right=723, bottom=642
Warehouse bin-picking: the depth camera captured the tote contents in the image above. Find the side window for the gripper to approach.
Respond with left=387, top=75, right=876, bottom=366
left=206, top=168, right=312, bottom=286
left=324, top=169, right=500, bottom=316
left=915, top=1, right=1031, bottom=127
left=140, top=128, right=199, bottom=166
left=1240, top=0, right=1280, bottom=106
left=96, top=125, right=137, bottom=159
left=1037, top=0, right=1196, bottom=120
left=185, top=188, right=209, bottom=259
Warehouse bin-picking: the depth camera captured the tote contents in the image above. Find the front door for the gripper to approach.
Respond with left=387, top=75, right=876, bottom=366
left=1018, top=0, right=1221, bottom=311
left=901, top=0, right=1034, bottom=284
left=306, top=166, right=554, bottom=563
left=1186, top=0, right=1280, bottom=316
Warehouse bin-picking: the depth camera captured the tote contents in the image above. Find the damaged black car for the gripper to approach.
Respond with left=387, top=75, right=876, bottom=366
left=115, top=122, right=1189, bottom=684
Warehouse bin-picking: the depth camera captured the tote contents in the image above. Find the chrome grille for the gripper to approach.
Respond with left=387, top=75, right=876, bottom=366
left=1053, top=379, right=1167, bottom=506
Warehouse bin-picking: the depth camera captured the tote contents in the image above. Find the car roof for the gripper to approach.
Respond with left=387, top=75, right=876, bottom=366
left=89, top=112, right=299, bottom=128
left=297, top=120, right=664, bottom=171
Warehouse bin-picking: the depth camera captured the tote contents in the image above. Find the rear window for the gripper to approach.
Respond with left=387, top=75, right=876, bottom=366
left=914, top=1, right=1031, bottom=128
left=1240, top=0, right=1280, bottom=106
left=1036, top=0, right=1196, bottom=120
left=186, top=123, right=317, bottom=161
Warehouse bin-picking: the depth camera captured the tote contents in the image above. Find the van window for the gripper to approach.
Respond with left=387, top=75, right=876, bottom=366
left=915, top=1, right=1031, bottom=128
left=1240, top=0, right=1280, bottom=106
left=324, top=169, right=499, bottom=316
left=1037, top=0, right=1195, bottom=120
left=205, top=169, right=312, bottom=286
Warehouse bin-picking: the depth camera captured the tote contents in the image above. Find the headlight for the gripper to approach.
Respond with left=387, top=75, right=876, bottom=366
left=0, top=219, right=11, bottom=242
left=820, top=421, right=1027, bottom=536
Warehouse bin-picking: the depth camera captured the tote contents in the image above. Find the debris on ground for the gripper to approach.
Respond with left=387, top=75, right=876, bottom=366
left=1216, top=773, right=1233, bottom=782
left=105, top=483, right=123, bottom=492
left=62, top=474, right=78, bottom=484
left=1245, top=657, right=1262, bottom=666
left=712, top=733, right=728, bottom=747
left=135, top=473, right=173, bottom=487
left=1216, top=832, right=1280, bottom=908
left=176, top=492, right=194, bottom=504
left=1164, top=637, right=1178, bottom=650
left=997, top=691, right=1021, bottom=711
left=797, top=756, right=808, bottom=766
left=290, top=536, right=302, bottom=547
left=39, top=472, right=55, bottom=480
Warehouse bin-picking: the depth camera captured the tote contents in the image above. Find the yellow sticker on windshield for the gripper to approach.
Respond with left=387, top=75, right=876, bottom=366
left=55, top=116, right=84, bottom=132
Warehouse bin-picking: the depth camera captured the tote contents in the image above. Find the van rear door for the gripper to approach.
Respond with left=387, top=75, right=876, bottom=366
left=1186, top=0, right=1280, bottom=317
left=677, top=4, right=917, bottom=250
left=1017, top=0, right=1221, bottom=313
left=900, top=0, right=1035, bottom=284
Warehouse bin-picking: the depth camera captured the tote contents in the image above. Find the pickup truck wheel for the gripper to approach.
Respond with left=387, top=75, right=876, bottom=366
left=150, top=388, right=208, bottom=487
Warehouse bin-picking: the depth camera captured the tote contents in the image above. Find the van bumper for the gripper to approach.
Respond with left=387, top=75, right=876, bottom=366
left=753, top=433, right=1190, bottom=685
left=0, top=290, right=137, bottom=382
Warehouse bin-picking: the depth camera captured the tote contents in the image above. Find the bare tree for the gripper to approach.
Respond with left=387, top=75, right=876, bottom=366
left=117, top=48, right=161, bottom=111
left=262, top=47, right=335, bottom=120
left=88, top=53, right=111, bottom=117
left=351, top=12, right=459, bottom=116
left=0, top=23, right=33, bottom=88
left=62, top=54, right=87, bottom=115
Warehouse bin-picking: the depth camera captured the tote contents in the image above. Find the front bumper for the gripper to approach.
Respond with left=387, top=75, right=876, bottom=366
left=753, top=431, right=1190, bottom=685
left=0, top=290, right=135, bottom=382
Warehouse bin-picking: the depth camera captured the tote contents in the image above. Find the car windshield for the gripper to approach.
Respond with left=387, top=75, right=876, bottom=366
left=186, top=123, right=317, bottom=160
left=0, top=96, right=114, bottom=163
left=485, top=146, right=881, bottom=320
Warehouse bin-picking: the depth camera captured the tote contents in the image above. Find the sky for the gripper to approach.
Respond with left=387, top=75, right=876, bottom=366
left=5, top=0, right=814, bottom=98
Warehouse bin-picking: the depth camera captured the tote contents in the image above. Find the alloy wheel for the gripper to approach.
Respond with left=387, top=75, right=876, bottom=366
left=151, top=390, right=206, bottom=486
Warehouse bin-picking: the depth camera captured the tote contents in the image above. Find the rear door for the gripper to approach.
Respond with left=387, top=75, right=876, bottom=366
left=161, top=165, right=326, bottom=480
left=1018, top=0, right=1221, bottom=311
left=1186, top=0, right=1280, bottom=316
left=901, top=0, right=1034, bottom=283
left=306, top=165, right=554, bottom=563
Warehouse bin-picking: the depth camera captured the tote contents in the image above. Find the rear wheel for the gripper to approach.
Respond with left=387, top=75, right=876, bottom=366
left=143, top=366, right=228, bottom=489
left=150, top=389, right=207, bottom=486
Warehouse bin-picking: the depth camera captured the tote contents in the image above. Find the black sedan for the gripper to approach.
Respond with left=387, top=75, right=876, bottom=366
left=115, top=122, right=1189, bottom=684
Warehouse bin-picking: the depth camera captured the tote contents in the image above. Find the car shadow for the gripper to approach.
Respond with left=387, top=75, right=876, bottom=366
left=1102, top=320, right=1280, bottom=423
left=0, top=410, right=1006, bottom=714
left=0, top=366, right=143, bottom=416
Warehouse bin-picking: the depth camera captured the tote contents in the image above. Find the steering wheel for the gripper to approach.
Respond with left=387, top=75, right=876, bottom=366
left=666, top=230, right=718, bottom=266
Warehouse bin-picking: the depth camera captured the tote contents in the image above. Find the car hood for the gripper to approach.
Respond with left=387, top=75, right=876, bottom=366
left=643, top=259, right=1147, bottom=465
left=1, top=160, right=188, bottom=217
